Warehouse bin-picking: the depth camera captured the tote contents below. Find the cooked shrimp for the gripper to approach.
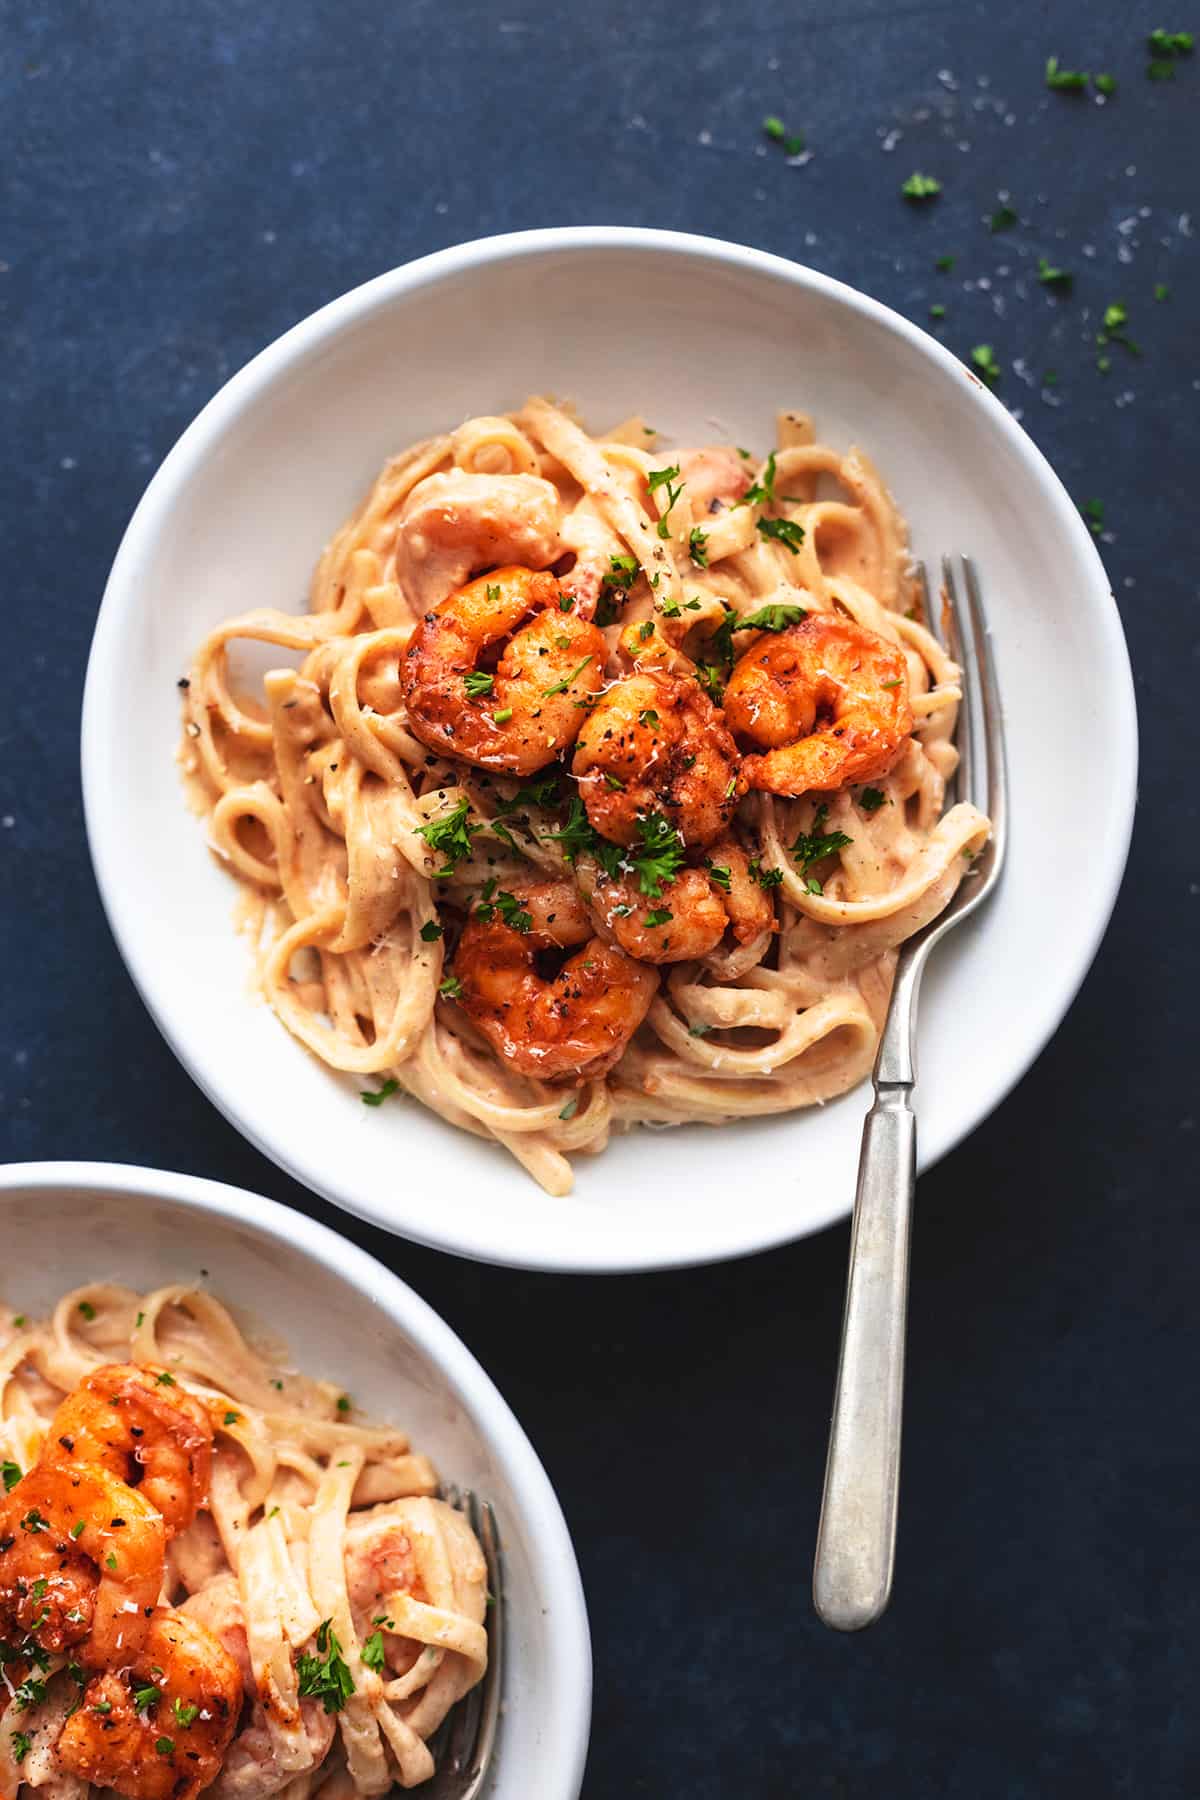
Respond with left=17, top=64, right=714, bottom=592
left=724, top=613, right=913, bottom=794
left=676, top=445, right=753, bottom=514
left=41, top=1364, right=212, bottom=1538
left=56, top=1606, right=242, bottom=1800
left=402, top=566, right=607, bottom=775
left=180, top=1577, right=334, bottom=1800
left=0, top=1463, right=165, bottom=1665
left=451, top=879, right=658, bottom=1080
left=572, top=668, right=745, bottom=848
left=585, top=838, right=774, bottom=964
left=394, top=470, right=562, bottom=611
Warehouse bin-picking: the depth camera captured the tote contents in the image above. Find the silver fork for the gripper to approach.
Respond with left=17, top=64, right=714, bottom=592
left=812, top=555, right=1008, bottom=1632
left=423, top=1488, right=504, bottom=1797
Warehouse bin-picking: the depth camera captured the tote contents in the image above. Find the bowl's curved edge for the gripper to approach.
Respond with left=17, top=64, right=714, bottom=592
left=80, top=226, right=1138, bottom=1273
left=0, top=1160, right=593, bottom=1798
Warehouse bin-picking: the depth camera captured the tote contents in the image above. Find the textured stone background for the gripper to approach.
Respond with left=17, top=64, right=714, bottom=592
left=2, top=2, right=1196, bottom=1794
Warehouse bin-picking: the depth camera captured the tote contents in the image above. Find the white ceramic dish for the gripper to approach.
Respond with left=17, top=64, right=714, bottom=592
left=0, top=1161, right=591, bottom=1799
left=82, top=227, right=1137, bottom=1273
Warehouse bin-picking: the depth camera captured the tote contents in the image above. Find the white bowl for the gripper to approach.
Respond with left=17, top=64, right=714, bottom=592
left=0, top=1161, right=591, bottom=1799
left=82, top=227, right=1136, bottom=1272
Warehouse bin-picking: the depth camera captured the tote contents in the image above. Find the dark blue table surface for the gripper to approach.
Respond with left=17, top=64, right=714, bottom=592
left=3, top=3, right=1196, bottom=1794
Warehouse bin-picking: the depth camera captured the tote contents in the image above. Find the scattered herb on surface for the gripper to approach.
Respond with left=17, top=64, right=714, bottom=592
left=361, top=1079, right=399, bottom=1106
left=901, top=172, right=942, bottom=200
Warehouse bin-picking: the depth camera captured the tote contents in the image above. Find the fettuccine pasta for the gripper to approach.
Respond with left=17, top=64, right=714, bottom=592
left=179, top=399, right=990, bottom=1195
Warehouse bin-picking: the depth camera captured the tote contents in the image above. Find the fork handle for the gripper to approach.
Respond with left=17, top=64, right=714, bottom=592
left=812, top=1083, right=915, bottom=1631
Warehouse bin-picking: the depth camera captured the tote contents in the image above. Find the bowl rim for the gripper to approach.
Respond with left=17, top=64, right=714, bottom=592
left=0, top=1158, right=593, bottom=1799
left=81, top=225, right=1138, bottom=1272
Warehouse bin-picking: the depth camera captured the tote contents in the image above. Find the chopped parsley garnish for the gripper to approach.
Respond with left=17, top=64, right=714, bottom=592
left=71, top=1519, right=85, bottom=1539
left=1154, top=282, right=1170, bottom=301
left=11, top=1733, right=31, bottom=1765
left=20, top=1509, right=49, bottom=1534
left=1080, top=497, right=1105, bottom=536
left=106, top=1553, right=118, bottom=1571
left=543, top=796, right=601, bottom=865
left=297, top=1621, right=355, bottom=1715
left=557, top=593, right=574, bottom=612
left=174, top=1699, right=200, bottom=1728
left=223, top=1411, right=240, bottom=1427
left=558, top=1096, right=579, bottom=1121
left=1044, top=56, right=1089, bottom=91
left=762, top=114, right=805, bottom=156
left=415, top=798, right=480, bottom=878
left=689, top=526, right=709, bottom=567
left=638, top=709, right=659, bottom=729
left=419, top=920, right=443, bottom=941
left=626, top=813, right=686, bottom=898
left=155, top=1737, right=175, bottom=1757
left=155, top=1372, right=176, bottom=1386
left=77, top=1300, right=95, bottom=1320
left=1095, top=72, right=1118, bottom=94
left=688, top=1022, right=713, bottom=1037
left=929, top=303, right=946, bottom=320
left=135, top=1312, right=144, bottom=1327
left=1037, top=257, right=1072, bottom=289
left=476, top=891, right=532, bottom=934
left=637, top=620, right=655, bottom=642
left=31, top=1578, right=47, bottom=1600
left=604, top=773, right=625, bottom=790
left=934, top=253, right=956, bottom=272
left=859, top=787, right=887, bottom=813
left=755, top=517, right=806, bottom=553
left=14, top=1676, right=47, bottom=1711
left=361, top=1631, right=386, bottom=1674
left=92, top=1700, right=113, bottom=1716
left=361, top=1077, right=400, bottom=1108
left=134, top=1684, right=161, bottom=1712
left=542, top=655, right=593, bottom=698
left=647, top=464, right=685, bottom=537
left=492, top=707, right=513, bottom=725
left=738, top=450, right=780, bottom=508
left=749, top=860, right=784, bottom=889
left=696, top=662, right=725, bottom=703
left=706, top=862, right=732, bottom=892
left=901, top=172, right=941, bottom=201
left=989, top=203, right=1017, bottom=232
left=336, top=1395, right=351, bottom=1413
left=1, top=1460, right=20, bottom=1493
left=603, top=554, right=639, bottom=591
left=644, top=908, right=673, bottom=928
left=463, top=671, right=494, bottom=699
left=969, top=344, right=1001, bottom=387
left=791, top=806, right=853, bottom=874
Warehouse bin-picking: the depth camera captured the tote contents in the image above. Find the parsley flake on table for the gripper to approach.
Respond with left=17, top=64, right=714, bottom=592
left=934, top=253, right=956, bottom=272
left=929, top=303, right=946, bottom=320
left=1080, top=497, right=1105, bottom=536
left=970, top=344, right=1001, bottom=387
left=1037, top=257, right=1073, bottom=289
left=762, top=114, right=805, bottom=155
left=901, top=172, right=941, bottom=201
left=989, top=202, right=1017, bottom=232
left=415, top=798, right=480, bottom=878
left=1154, top=282, right=1171, bottom=301
left=297, top=1621, right=355, bottom=1715
left=1095, top=72, right=1118, bottom=94
left=1045, top=55, right=1089, bottom=90
left=361, top=1078, right=399, bottom=1107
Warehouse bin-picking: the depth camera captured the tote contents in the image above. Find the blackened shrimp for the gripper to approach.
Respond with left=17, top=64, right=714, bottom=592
left=571, top=668, right=745, bottom=848
left=56, top=1606, right=242, bottom=1800
left=401, top=566, right=607, bottom=775
left=450, top=879, right=658, bottom=1080
left=585, top=838, right=775, bottom=964
left=724, top=612, right=913, bottom=794
left=0, top=1463, right=166, bottom=1665
left=41, top=1363, right=213, bottom=1538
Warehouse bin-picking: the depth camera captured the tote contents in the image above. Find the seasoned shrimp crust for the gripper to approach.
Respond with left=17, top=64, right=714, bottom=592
left=451, top=879, right=658, bottom=1081
left=402, top=566, right=606, bottom=775
left=724, top=611, right=914, bottom=794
